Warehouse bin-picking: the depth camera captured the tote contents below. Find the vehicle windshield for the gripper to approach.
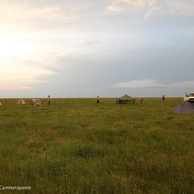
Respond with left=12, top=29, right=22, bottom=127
left=189, top=93, right=194, bottom=97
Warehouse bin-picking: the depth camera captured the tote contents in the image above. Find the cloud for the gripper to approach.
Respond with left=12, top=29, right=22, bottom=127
left=107, top=3, right=124, bottom=12
left=165, top=0, right=194, bottom=16
left=169, top=81, right=194, bottom=88
left=0, top=53, right=58, bottom=91
left=112, top=79, right=194, bottom=89
left=107, top=0, right=194, bottom=20
left=112, top=79, right=163, bottom=88
left=0, top=85, right=31, bottom=90
left=0, top=0, right=106, bottom=28
left=1, top=0, right=193, bottom=27
left=0, top=2, right=79, bottom=36
left=0, top=68, right=55, bottom=90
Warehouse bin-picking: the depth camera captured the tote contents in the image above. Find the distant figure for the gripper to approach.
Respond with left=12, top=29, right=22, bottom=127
left=96, top=96, right=100, bottom=103
left=162, top=95, right=165, bottom=104
left=140, top=98, right=144, bottom=104
left=48, top=95, right=51, bottom=105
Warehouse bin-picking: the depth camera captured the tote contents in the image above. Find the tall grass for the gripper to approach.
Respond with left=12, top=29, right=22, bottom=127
left=0, top=98, right=194, bottom=193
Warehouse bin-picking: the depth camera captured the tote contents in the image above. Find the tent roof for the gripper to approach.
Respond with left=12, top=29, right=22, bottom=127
left=119, top=94, right=134, bottom=100
left=16, top=99, right=25, bottom=104
left=172, top=102, right=194, bottom=114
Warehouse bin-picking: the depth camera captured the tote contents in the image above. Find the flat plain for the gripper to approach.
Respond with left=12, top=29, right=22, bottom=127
left=0, top=97, right=194, bottom=194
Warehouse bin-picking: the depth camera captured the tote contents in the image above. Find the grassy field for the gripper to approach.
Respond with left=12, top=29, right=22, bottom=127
left=0, top=97, right=194, bottom=194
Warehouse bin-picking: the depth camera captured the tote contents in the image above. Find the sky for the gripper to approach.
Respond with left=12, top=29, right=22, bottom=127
left=0, top=0, right=194, bottom=98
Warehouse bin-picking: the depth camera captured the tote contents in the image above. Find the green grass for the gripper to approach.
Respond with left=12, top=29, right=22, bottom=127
left=0, top=98, right=194, bottom=194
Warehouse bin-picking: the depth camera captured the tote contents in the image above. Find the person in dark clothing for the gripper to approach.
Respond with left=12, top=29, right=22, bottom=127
left=96, top=96, right=100, bottom=103
left=162, top=95, right=165, bottom=104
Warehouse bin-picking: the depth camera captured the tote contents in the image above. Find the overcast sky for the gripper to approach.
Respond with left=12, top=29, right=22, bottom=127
left=1, top=0, right=194, bottom=98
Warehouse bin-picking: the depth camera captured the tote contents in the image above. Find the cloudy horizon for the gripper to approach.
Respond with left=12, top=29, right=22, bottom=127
left=1, top=0, right=194, bottom=98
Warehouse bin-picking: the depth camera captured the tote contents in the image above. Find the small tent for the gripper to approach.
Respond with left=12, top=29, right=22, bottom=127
left=30, top=99, right=40, bottom=105
left=34, top=101, right=42, bottom=106
left=172, top=102, right=194, bottom=114
left=116, top=94, right=136, bottom=104
left=16, top=99, right=25, bottom=104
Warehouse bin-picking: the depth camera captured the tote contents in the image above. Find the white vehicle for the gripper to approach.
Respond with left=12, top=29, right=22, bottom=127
left=184, top=92, right=194, bottom=103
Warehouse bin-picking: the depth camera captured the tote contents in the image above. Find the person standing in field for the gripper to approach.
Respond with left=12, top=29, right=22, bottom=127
left=140, top=98, right=144, bottom=104
left=48, top=95, right=51, bottom=105
left=162, top=95, right=165, bottom=104
left=96, top=96, right=100, bottom=103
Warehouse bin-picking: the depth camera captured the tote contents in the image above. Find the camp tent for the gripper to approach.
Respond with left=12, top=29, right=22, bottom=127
left=31, top=99, right=36, bottom=104
left=31, top=99, right=40, bottom=105
left=34, top=101, right=42, bottom=106
left=172, top=102, right=194, bottom=114
left=116, top=94, right=136, bottom=104
left=16, top=99, right=25, bottom=104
